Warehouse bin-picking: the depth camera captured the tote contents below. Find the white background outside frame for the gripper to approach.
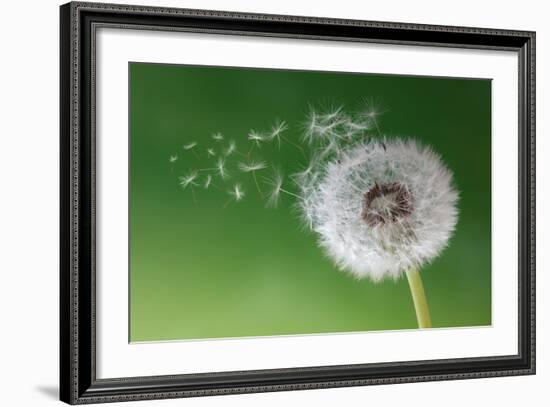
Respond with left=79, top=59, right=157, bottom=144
left=3, top=1, right=548, bottom=406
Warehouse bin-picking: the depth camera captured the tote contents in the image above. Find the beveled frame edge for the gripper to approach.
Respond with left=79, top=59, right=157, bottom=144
left=60, top=1, right=536, bottom=404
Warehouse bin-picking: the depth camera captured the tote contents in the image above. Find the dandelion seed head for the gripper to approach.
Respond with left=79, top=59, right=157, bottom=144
left=299, top=138, right=459, bottom=282
left=239, top=160, right=267, bottom=172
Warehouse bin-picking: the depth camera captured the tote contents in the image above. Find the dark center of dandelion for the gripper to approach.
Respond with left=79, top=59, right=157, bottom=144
left=361, top=182, right=414, bottom=227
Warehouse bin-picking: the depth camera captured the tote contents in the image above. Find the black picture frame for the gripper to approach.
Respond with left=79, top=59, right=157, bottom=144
left=60, top=2, right=536, bottom=404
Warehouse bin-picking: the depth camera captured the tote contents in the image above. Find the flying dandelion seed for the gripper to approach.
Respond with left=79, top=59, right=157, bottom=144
left=303, top=106, right=351, bottom=146
left=212, top=132, right=224, bottom=141
left=178, top=170, right=199, bottom=204
left=267, top=120, right=288, bottom=148
left=183, top=141, right=199, bottom=158
left=238, top=161, right=268, bottom=173
left=224, top=183, right=245, bottom=207
left=361, top=98, right=386, bottom=136
left=342, top=117, right=370, bottom=140
left=206, top=148, right=216, bottom=157
left=169, top=154, right=178, bottom=163
left=178, top=170, right=198, bottom=189
left=264, top=169, right=284, bottom=207
left=204, top=174, right=212, bottom=189
left=248, top=130, right=265, bottom=148
left=266, top=119, right=306, bottom=157
left=303, top=108, right=319, bottom=145
left=225, top=140, right=237, bottom=156
left=216, top=157, right=229, bottom=179
left=263, top=168, right=301, bottom=208
left=239, top=160, right=267, bottom=197
left=232, top=184, right=245, bottom=201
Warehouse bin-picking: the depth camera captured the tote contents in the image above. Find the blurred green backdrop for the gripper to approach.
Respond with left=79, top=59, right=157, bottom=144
left=129, top=63, right=491, bottom=342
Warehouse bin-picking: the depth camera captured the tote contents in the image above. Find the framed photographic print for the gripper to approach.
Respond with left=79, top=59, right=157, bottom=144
left=60, top=1, right=536, bottom=404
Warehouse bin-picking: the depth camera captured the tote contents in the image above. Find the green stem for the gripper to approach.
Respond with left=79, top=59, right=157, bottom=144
left=405, top=268, right=432, bottom=329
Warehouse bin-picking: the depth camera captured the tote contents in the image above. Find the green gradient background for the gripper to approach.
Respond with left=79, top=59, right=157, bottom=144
left=129, top=63, right=491, bottom=342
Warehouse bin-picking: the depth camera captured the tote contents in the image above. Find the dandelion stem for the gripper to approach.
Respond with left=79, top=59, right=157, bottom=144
left=405, top=268, right=432, bottom=329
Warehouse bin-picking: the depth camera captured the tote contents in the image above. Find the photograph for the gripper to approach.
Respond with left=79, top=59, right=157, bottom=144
left=129, top=63, right=492, bottom=342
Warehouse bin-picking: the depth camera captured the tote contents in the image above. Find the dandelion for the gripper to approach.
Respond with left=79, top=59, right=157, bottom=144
left=299, top=138, right=459, bottom=328
left=206, top=148, right=216, bottom=157
left=239, top=160, right=267, bottom=196
left=212, top=132, right=224, bottom=142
